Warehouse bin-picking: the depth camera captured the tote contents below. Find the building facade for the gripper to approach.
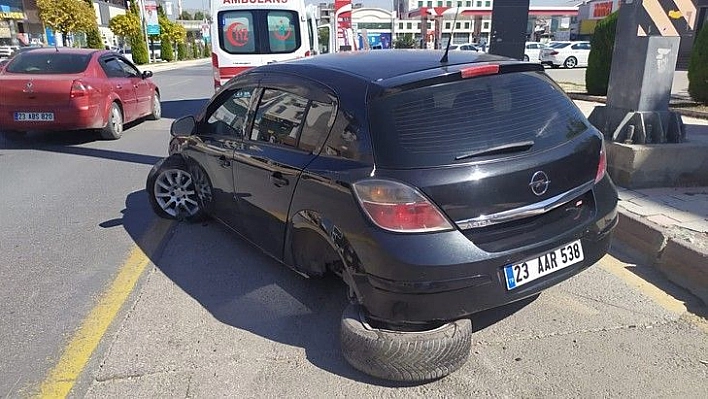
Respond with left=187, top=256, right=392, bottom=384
left=318, top=0, right=580, bottom=49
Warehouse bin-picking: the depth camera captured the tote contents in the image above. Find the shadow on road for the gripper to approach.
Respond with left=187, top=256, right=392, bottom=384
left=608, top=241, right=708, bottom=319
left=116, top=189, right=539, bottom=386
left=161, top=98, right=209, bottom=119
left=0, top=131, right=162, bottom=165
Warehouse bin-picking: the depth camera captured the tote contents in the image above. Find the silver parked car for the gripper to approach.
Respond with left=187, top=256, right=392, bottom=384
left=539, top=41, right=591, bottom=68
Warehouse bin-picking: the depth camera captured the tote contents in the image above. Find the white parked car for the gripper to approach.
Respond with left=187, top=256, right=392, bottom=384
left=539, top=41, right=591, bottom=68
left=523, top=41, right=547, bottom=62
left=448, top=43, right=483, bottom=52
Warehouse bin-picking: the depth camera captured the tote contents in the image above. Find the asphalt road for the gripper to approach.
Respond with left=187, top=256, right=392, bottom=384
left=2, top=63, right=707, bottom=397
left=0, top=63, right=213, bottom=397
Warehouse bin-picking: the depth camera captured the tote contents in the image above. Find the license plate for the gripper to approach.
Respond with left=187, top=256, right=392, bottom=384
left=504, top=240, right=584, bottom=290
left=14, top=112, right=54, bottom=122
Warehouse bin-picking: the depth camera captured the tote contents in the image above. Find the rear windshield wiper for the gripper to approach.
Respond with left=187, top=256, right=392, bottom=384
left=455, top=140, right=535, bottom=161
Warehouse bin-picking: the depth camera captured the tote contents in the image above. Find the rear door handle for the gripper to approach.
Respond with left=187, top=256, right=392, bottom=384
left=270, top=172, right=289, bottom=187
left=218, top=155, right=231, bottom=168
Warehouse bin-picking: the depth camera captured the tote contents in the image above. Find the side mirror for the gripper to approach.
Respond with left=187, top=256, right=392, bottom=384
left=170, top=116, right=196, bottom=137
left=142, top=70, right=153, bottom=79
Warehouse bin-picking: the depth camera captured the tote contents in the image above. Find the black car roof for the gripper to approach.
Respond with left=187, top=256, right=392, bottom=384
left=258, top=50, right=514, bottom=84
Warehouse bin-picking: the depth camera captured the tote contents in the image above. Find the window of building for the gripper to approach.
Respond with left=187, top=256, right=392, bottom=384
left=483, top=21, right=490, bottom=29
left=418, top=1, right=424, bottom=7
left=464, top=22, right=470, bottom=29
left=406, top=22, right=412, bottom=29
left=484, top=0, right=491, bottom=6
left=445, top=22, right=451, bottom=29
left=476, top=1, right=482, bottom=7
left=466, top=1, right=471, bottom=6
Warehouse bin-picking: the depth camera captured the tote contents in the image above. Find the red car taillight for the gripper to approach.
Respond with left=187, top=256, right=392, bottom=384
left=352, top=180, right=453, bottom=233
left=550, top=50, right=559, bottom=55
left=70, top=80, right=92, bottom=98
left=595, top=141, right=607, bottom=183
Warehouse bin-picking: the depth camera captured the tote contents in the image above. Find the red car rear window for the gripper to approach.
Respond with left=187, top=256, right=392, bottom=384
left=6, top=53, right=92, bottom=74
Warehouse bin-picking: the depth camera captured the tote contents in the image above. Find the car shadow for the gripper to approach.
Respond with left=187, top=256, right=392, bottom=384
left=0, top=131, right=162, bottom=165
left=160, top=98, right=209, bottom=119
left=116, top=189, right=539, bottom=386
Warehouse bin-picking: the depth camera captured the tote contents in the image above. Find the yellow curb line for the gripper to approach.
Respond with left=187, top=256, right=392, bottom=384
left=37, top=220, right=173, bottom=398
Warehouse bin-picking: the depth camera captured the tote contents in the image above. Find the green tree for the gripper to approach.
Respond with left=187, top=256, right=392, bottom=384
left=37, top=0, right=97, bottom=47
left=179, top=11, right=193, bottom=20
left=158, top=13, right=175, bottom=61
left=177, top=42, right=188, bottom=60
left=122, top=1, right=148, bottom=65
left=82, top=0, right=103, bottom=48
left=393, top=34, right=417, bottom=49
left=688, top=24, right=708, bottom=104
left=318, top=27, right=329, bottom=52
left=585, top=11, right=619, bottom=96
left=194, top=11, right=206, bottom=21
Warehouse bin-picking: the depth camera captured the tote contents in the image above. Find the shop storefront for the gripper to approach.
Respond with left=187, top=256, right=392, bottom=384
left=0, top=1, right=27, bottom=47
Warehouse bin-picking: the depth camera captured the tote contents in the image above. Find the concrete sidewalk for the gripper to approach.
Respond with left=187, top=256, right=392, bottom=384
left=137, top=57, right=210, bottom=73
left=574, top=100, right=708, bottom=305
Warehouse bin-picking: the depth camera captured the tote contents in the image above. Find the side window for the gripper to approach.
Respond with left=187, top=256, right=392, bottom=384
left=117, top=58, right=140, bottom=77
left=299, top=101, right=334, bottom=152
left=205, top=87, right=255, bottom=137
left=250, top=88, right=307, bottom=148
left=102, top=57, right=126, bottom=78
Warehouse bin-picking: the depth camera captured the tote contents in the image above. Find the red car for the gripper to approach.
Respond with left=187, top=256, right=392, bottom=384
left=0, top=48, right=161, bottom=140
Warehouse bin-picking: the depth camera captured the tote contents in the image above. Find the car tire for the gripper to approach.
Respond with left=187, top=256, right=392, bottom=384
left=100, top=102, right=123, bottom=140
left=146, top=156, right=210, bottom=221
left=563, top=56, right=578, bottom=69
left=148, top=92, right=161, bottom=120
left=340, top=304, right=473, bottom=382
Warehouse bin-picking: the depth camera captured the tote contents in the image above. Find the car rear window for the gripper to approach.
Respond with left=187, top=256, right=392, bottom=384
left=548, top=42, right=570, bottom=48
left=368, top=71, right=590, bottom=168
left=6, top=52, right=92, bottom=74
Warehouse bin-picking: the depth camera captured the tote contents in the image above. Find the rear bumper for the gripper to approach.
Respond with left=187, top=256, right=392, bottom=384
left=0, top=103, right=103, bottom=132
left=348, top=177, right=619, bottom=326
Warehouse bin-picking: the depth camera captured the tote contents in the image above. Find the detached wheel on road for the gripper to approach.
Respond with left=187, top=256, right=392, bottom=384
left=100, top=102, right=124, bottom=140
left=563, top=56, right=578, bottom=69
left=148, top=92, right=161, bottom=120
left=146, top=156, right=211, bottom=221
left=340, top=304, right=473, bottom=382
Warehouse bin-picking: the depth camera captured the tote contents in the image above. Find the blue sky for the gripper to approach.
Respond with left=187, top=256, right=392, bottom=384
left=181, top=0, right=577, bottom=12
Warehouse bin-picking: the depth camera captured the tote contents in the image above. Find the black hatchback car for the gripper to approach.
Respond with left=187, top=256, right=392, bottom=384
left=148, top=50, right=618, bottom=382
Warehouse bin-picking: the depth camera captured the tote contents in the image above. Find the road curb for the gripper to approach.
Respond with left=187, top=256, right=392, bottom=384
left=614, top=209, right=708, bottom=306
left=567, top=92, right=708, bottom=120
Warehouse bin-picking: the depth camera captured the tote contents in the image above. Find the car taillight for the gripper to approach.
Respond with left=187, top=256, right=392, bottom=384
left=595, top=141, right=607, bottom=183
left=305, top=50, right=311, bottom=57
left=70, top=80, right=91, bottom=98
left=352, top=179, right=453, bottom=233
left=550, top=51, right=559, bottom=55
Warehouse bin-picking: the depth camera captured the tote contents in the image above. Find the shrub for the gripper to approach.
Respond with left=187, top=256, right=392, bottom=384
left=585, top=11, right=619, bottom=96
left=203, top=43, right=211, bottom=58
left=177, top=42, right=188, bottom=60
left=130, top=35, right=149, bottom=65
left=162, top=40, right=174, bottom=62
left=688, top=24, right=708, bottom=104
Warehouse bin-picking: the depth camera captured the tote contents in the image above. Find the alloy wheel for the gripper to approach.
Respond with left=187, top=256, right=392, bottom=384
left=153, top=168, right=200, bottom=218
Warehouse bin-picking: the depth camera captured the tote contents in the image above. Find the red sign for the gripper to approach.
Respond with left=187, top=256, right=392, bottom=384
left=592, top=1, right=614, bottom=19
left=226, top=22, right=249, bottom=47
